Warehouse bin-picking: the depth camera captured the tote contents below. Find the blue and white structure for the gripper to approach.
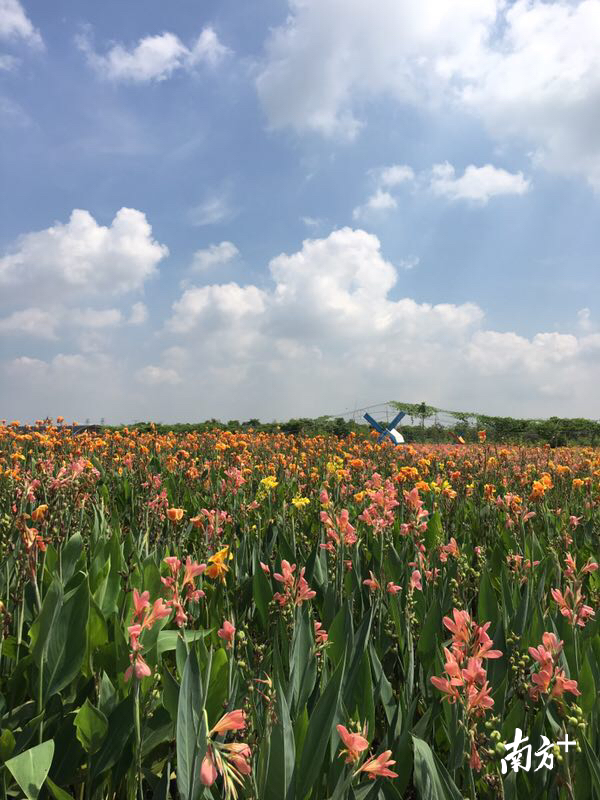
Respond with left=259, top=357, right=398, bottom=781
left=364, top=411, right=406, bottom=445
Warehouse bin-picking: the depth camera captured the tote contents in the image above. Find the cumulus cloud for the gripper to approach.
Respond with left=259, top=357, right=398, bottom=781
left=188, top=195, right=234, bottom=226
left=4, top=228, right=600, bottom=422
left=190, top=241, right=239, bottom=272
left=354, top=160, right=529, bottom=216
left=0, top=0, right=42, bottom=48
left=0, top=308, right=58, bottom=339
left=153, top=227, right=600, bottom=420
left=0, top=207, right=168, bottom=300
left=257, top=0, right=600, bottom=185
left=129, top=302, right=149, bottom=325
left=429, top=162, right=530, bottom=203
left=135, top=365, right=182, bottom=385
left=78, top=26, right=230, bottom=83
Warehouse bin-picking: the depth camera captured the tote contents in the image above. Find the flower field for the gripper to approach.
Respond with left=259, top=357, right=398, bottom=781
left=0, top=422, right=599, bottom=800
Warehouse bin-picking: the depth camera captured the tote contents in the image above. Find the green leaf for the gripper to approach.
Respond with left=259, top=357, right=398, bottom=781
left=425, top=511, right=443, bottom=551
left=61, top=533, right=84, bottom=585
left=252, top=552, right=273, bottom=631
left=412, top=736, right=463, bottom=800
left=157, top=629, right=210, bottom=657
left=176, top=648, right=206, bottom=800
left=29, top=580, right=63, bottom=667
left=578, top=652, right=597, bottom=714
left=5, top=740, right=54, bottom=800
left=477, top=570, right=499, bottom=631
left=204, top=648, right=229, bottom=729
left=162, top=665, right=180, bottom=723
left=43, top=578, right=90, bottom=699
left=74, top=699, right=108, bottom=755
left=0, top=728, right=16, bottom=762
left=417, top=598, right=441, bottom=668
left=264, top=675, right=296, bottom=800
left=581, top=735, right=600, bottom=798
left=91, top=694, right=134, bottom=781
left=297, top=655, right=345, bottom=800
left=46, top=776, right=75, bottom=800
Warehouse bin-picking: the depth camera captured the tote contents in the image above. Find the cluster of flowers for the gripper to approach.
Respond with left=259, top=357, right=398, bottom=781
left=161, top=556, right=207, bottom=627
left=336, top=723, right=398, bottom=781
left=430, top=608, right=503, bottom=770
left=266, top=559, right=317, bottom=607
left=529, top=632, right=580, bottom=701
left=200, top=709, right=252, bottom=798
left=551, top=553, right=597, bottom=628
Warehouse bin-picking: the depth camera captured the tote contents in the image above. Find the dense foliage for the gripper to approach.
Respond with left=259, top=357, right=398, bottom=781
left=0, top=421, right=599, bottom=799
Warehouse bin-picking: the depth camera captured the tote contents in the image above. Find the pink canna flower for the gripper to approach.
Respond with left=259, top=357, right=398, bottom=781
left=336, top=725, right=369, bottom=763
left=409, top=570, right=422, bottom=591
left=182, top=557, right=206, bottom=588
left=125, top=652, right=152, bottom=682
left=363, top=571, right=380, bottom=591
left=386, top=581, right=402, bottom=595
left=200, top=747, right=218, bottom=786
left=222, top=742, right=252, bottom=775
left=210, top=709, right=246, bottom=736
left=314, top=620, right=328, bottom=644
left=218, top=619, right=236, bottom=648
left=132, top=589, right=150, bottom=621
left=357, top=750, right=398, bottom=780
left=273, top=560, right=296, bottom=587
left=259, top=561, right=270, bottom=575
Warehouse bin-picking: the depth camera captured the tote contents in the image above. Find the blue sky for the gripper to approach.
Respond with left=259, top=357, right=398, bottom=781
left=1, top=0, right=600, bottom=423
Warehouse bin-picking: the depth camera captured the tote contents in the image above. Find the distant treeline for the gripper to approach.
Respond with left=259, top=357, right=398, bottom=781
left=115, top=414, right=600, bottom=446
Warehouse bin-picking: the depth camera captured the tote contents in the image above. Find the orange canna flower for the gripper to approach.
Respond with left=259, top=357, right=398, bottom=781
left=356, top=750, right=398, bottom=780
left=336, top=725, right=369, bottom=763
left=166, top=507, right=185, bottom=522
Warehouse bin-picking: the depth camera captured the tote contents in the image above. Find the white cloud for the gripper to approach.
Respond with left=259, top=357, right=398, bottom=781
left=188, top=28, right=230, bottom=67
left=0, top=308, right=58, bottom=339
left=135, top=365, right=182, bottom=385
left=353, top=189, right=397, bottom=219
left=70, top=308, right=123, bottom=329
left=0, top=0, right=42, bottom=47
left=256, top=0, right=498, bottom=138
left=129, top=302, right=149, bottom=325
left=190, top=241, right=239, bottom=272
left=167, top=283, right=267, bottom=334
left=256, top=0, right=600, bottom=185
left=429, top=162, right=530, bottom=203
left=379, top=164, right=415, bottom=187
left=4, top=227, right=600, bottom=421
left=188, top=195, right=234, bottom=226
left=78, top=26, right=229, bottom=83
left=0, top=207, right=168, bottom=300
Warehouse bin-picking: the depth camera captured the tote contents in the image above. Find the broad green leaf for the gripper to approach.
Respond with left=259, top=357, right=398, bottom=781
left=46, top=777, right=75, bottom=800
left=412, top=736, right=463, bottom=800
left=5, top=740, right=54, bottom=800
left=204, top=648, right=229, bottom=728
left=157, top=629, right=210, bottom=657
left=252, top=552, right=273, bottom=631
left=0, top=728, right=16, bottom=761
left=162, top=665, right=180, bottom=722
left=297, top=655, right=345, bottom=799
left=264, top=675, right=296, bottom=800
left=582, top=736, right=600, bottom=798
left=29, top=580, right=63, bottom=667
left=74, top=699, right=108, bottom=755
left=477, top=570, right=499, bottom=631
left=61, top=533, right=84, bottom=585
left=417, top=598, right=441, bottom=668
left=43, top=578, right=90, bottom=699
left=91, top=694, right=134, bottom=781
left=176, top=648, right=207, bottom=800
left=578, top=652, right=596, bottom=713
